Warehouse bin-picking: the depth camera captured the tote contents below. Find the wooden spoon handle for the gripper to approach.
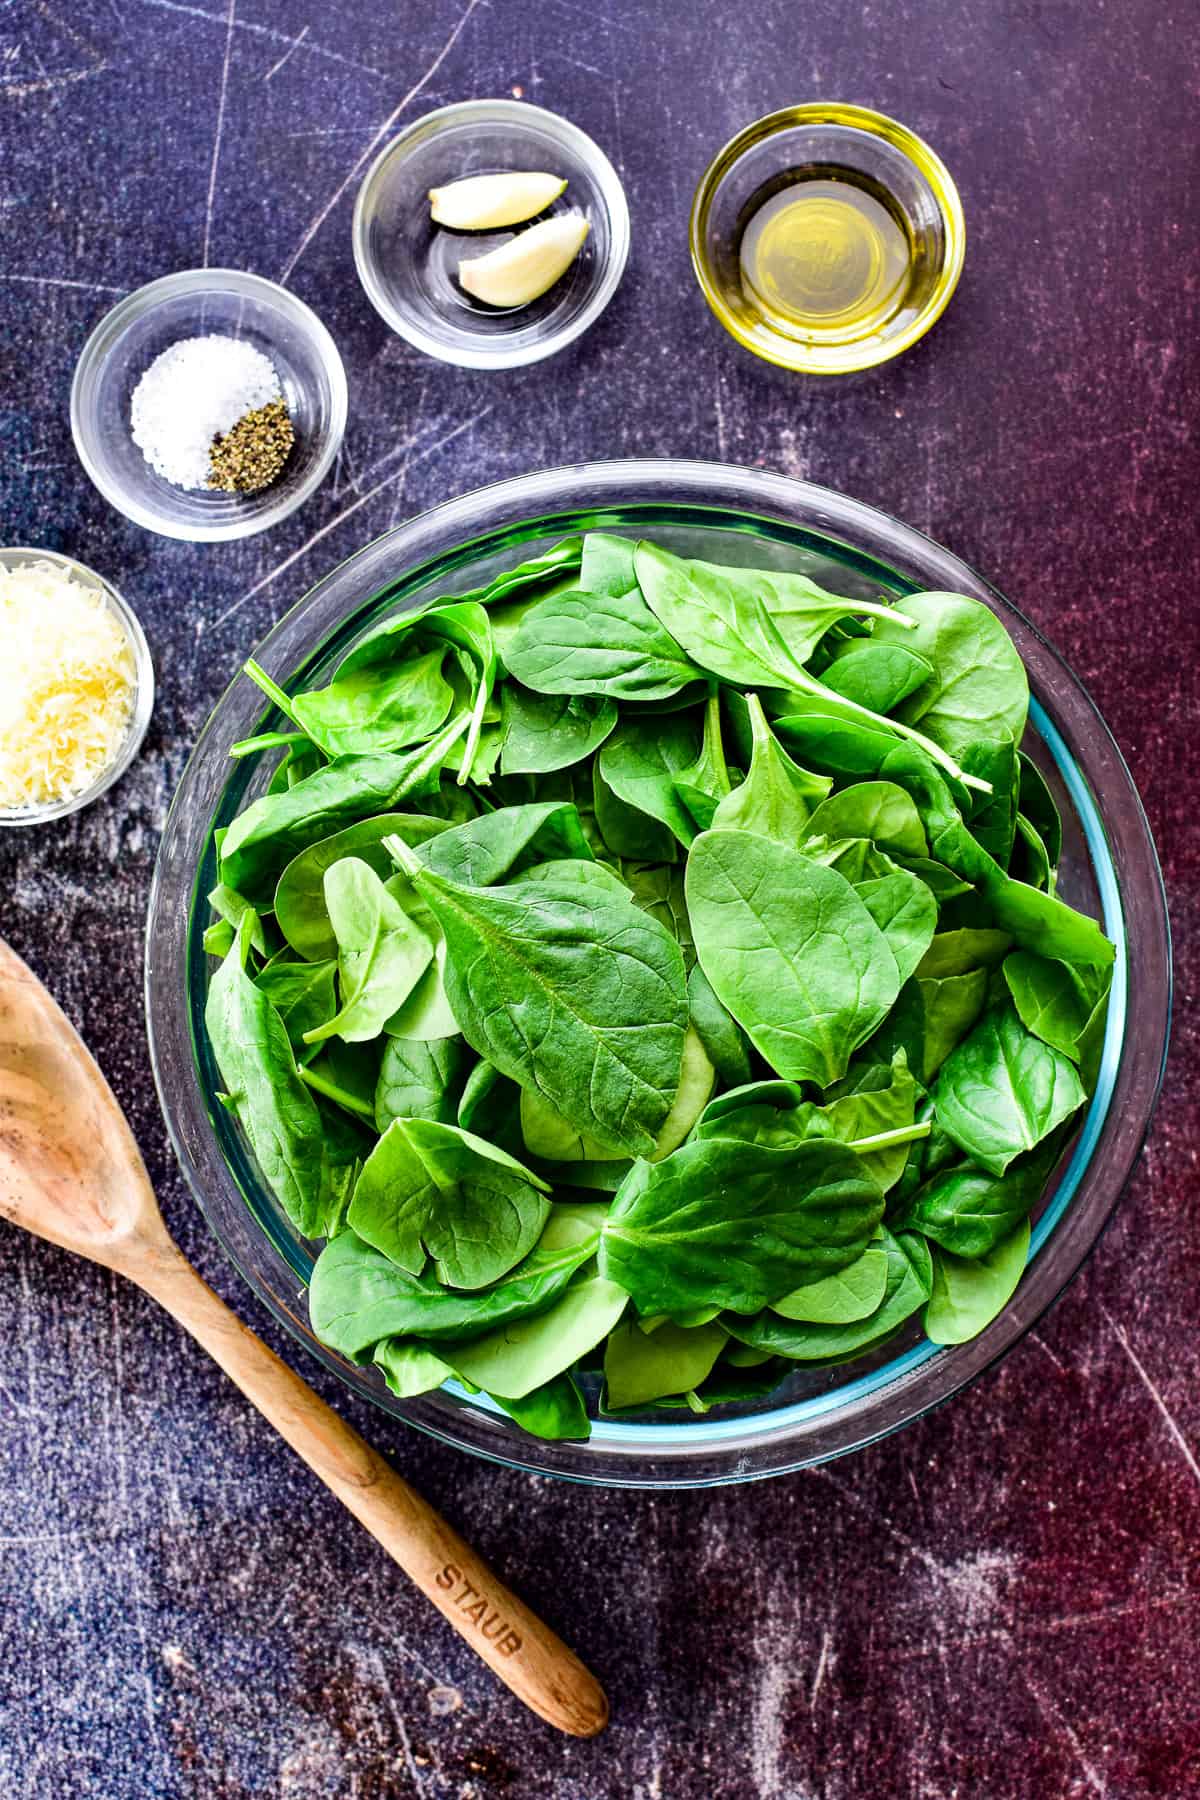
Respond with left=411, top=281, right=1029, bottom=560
left=136, top=1245, right=607, bottom=1737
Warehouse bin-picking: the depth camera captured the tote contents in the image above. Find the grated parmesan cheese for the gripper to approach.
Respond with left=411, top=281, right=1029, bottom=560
left=0, top=560, right=137, bottom=811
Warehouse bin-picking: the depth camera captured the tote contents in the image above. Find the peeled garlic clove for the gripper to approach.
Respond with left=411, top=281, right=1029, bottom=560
left=458, top=214, right=590, bottom=309
left=429, top=172, right=567, bottom=230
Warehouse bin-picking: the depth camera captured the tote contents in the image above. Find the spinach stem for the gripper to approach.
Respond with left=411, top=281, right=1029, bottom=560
left=244, top=658, right=304, bottom=732
left=848, top=1121, right=933, bottom=1154
left=298, top=1064, right=375, bottom=1122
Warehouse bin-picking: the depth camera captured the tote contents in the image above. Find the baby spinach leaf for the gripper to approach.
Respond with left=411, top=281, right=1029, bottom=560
left=489, top=1373, right=590, bottom=1439
left=1003, top=951, right=1109, bottom=1062
left=710, top=694, right=830, bottom=844
left=450, top=536, right=583, bottom=608
left=896, top=1130, right=1064, bottom=1258
left=686, top=830, right=900, bottom=1085
left=579, top=530, right=637, bottom=595
left=506, top=587, right=701, bottom=701
left=674, top=692, right=733, bottom=830
left=598, top=1136, right=883, bottom=1315
left=726, top=1228, right=931, bottom=1359
left=348, top=1119, right=551, bottom=1289
left=304, top=859, right=433, bottom=1045
left=309, top=1205, right=606, bottom=1355
left=203, top=919, right=236, bottom=958
left=916, top=967, right=990, bottom=1079
left=205, top=918, right=333, bottom=1238
left=621, top=861, right=693, bottom=964
left=520, top=1086, right=621, bottom=1162
left=387, top=845, right=689, bottom=1158
left=499, top=686, right=618, bottom=775
left=373, top=1339, right=452, bottom=1398
left=917, top=928, right=1013, bottom=978
left=822, top=642, right=934, bottom=714
left=593, top=764, right=678, bottom=862
left=220, top=715, right=466, bottom=904
left=208, top=881, right=267, bottom=955
left=251, top=647, right=456, bottom=759
left=770, top=1238, right=889, bottom=1322
left=254, top=957, right=337, bottom=1053
left=804, top=781, right=928, bottom=859
left=374, top=1036, right=468, bottom=1132
left=457, top=1058, right=526, bottom=1160
left=870, top=592, right=1029, bottom=759
left=415, top=800, right=593, bottom=887
left=856, top=869, right=938, bottom=987
left=924, top=1220, right=1031, bottom=1344
left=1017, top=751, right=1063, bottom=868
left=274, top=813, right=452, bottom=962
left=301, top=1037, right=381, bottom=1124
left=687, top=963, right=753, bottom=1087
left=933, top=1003, right=1087, bottom=1175
left=598, top=715, right=703, bottom=849
left=440, top=1269, right=627, bottom=1398
left=603, top=1316, right=728, bottom=1409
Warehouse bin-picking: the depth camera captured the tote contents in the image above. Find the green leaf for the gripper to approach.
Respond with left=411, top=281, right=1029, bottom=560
left=726, top=1229, right=931, bottom=1359
left=373, top=1340, right=452, bottom=1398
left=822, top=642, right=934, bottom=713
left=711, top=694, right=830, bottom=844
left=416, top=800, right=593, bottom=887
left=374, top=1036, right=468, bottom=1132
left=924, top=1220, right=1031, bottom=1344
left=856, top=869, right=938, bottom=987
left=254, top=957, right=337, bottom=1052
left=441, top=1269, right=627, bottom=1398
left=1003, top=951, right=1109, bottom=1062
left=274, top=812, right=452, bottom=962
left=917, top=928, right=1013, bottom=978
left=279, top=646, right=456, bottom=758
left=933, top=1004, right=1087, bottom=1175
left=221, top=716, right=466, bottom=903
left=598, top=1136, right=883, bottom=1315
left=388, top=848, right=689, bottom=1158
left=870, top=592, right=1029, bottom=759
left=771, top=1239, right=889, bottom=1322
left=204, top=918, right=333, bottom=1237
left=208, top=881, right=267, bottom=955
left=603, top=1316, right=728, bottom=1408
left=348, top=1118, right=550, bottom=1289
left=896, top=1130, right=1064, bottom=1257
left=592, top=764, right=678, bottom=862
left=490, top=1373, right=590, bottom=1439
left=686, top=830, right=901, bottom=1085
left=687, top=964, right=753, bottom=1087
left=803, top=781, right=929, bottom=858
left=598, top=715, right=703, bottom=850
left=506, top=586, right=701, bottom=701
left=304, top=859, right=433, bottom=1045
left=499, top=686, right=618, bottom=775
left=917, top=967, right=989, bottom=1079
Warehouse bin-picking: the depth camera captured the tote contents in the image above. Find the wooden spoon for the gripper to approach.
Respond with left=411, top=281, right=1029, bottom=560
left=0, top=937, right=607, bottom=1738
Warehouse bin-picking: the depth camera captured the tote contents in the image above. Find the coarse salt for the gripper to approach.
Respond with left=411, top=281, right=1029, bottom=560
left=130, top=335, right=283, bottom=490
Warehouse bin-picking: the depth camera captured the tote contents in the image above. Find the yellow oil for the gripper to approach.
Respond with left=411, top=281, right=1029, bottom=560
left=739, top=173, right=913, bottom=341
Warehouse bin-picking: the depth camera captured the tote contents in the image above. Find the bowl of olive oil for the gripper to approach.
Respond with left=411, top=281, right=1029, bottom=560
left=691, top=103, right=965, bottom=375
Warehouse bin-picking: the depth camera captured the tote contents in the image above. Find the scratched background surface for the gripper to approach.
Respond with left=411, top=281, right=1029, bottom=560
left=1, top=2, right=1197, bottom=1796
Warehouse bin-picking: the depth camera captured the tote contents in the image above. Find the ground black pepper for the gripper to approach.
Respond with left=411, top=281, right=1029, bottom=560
left=208, top=398, right=295, bottom=493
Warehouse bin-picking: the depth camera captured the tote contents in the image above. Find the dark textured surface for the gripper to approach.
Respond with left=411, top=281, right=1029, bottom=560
left=1, top=2, right=1197, bottom=1795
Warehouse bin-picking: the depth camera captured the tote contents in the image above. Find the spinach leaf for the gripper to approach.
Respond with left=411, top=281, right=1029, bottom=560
left=506, top=587, right=701, bottom=701
left=374, top=1036, right=468, bottom=1132
left=387, top=844, right=689, bottom=1158
left=254, top=957, right=337, bottom=1053
left=686, top=829, right=900, bottom=1084
left=304, top=859, right=433, bottom=1046
left=710, top=694, right=829, bottom=844
left=440, top=1269, right=627, bottom=1398
left=593, top=764, right=678, bottom=862
left=621, top=861, right=693, bottom=964
left=726, top=1228, right=931, bottom=1359
left=917, top=927, right=1013, bottom=978
left=220, top=715, right=466, bottom=903
left=687, top=963, right=753, bottom=1087
left=205, top=918, right=333, bottom=1238
left=499, top=686, right=618, bottom=775
left=856, top=869, right=938, bottom=987
left=896, top=1130, right=1064, bottom=1257
left=822, top=642, right=934, bottom=713
left=870, top=592, right=1029, bottom=759
left=1003, top=951, right=1109, bottom=1063
left=674, top=692, right=733, bottom=831
left=373, top=1339, right=452, bottom=1398
left=924, top=1220, right=1030, bottom=1344
left=348, top=1119, right=551, bottom=1289
left=598, top=1136, right=883, bottom=1315
left=274, top=813, right=452, bottom=962
left=917, top=967, right=990, bottom=1079
left=490, top=1374, right=590, bottom=1439
left=208, top=881, right=267, bottom=955
left=1017, top=751, right=1063, bottom=868
left=933, top=1003, right=1087, bottom=1175
left=248, top=646, right=455, bottom=759
left=579, top=530, right=637, bottom=594
left=804, top=781, right=928, bottom=858
left=416, top=800, right=593, bottom=887
left=457, top=1058, right=525, bottom=1160
left=603, top=1316, right=728, bottom=1408
left=598, top=714, right=703, bottom=849
left=771, top=1238, right=889, bottom=1322
left=450, top=536, right=583, bottom=608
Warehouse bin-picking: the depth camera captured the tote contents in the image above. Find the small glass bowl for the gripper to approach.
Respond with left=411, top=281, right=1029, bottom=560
left=691, top=103, right=966, bottom=375
left=352, top=99, right=630, bottom=370
left=70, top=270, right=348, bottom=542
left=0, top=546, right=154, bottom=826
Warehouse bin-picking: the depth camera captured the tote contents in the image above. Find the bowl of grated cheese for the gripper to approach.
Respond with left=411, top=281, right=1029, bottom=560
left=0, top=548, right=154, bottom=825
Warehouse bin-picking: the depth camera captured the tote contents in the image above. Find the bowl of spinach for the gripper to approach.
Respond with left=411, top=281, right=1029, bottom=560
left=147, top=462, right=1170, bottom=1487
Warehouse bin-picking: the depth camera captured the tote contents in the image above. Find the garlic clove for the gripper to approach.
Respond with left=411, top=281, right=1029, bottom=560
left=429, top=172, right=568, bottom=230
left=458, top=214, right=590, bottom=309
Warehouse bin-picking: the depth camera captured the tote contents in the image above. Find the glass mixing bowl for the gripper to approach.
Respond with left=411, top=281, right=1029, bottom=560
left=146, top=463, right=1171, bottom=1488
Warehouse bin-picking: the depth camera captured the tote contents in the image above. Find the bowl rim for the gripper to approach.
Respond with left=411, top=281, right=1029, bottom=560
left=69, top=267, right=348, bottom=542
left=351, top=97, right=631, bottom=370
left=0, top=545, right=154, bottom=825
left=689, top=101, right=967, bottom=375
left=145, top=459, right=1172, bottom=1487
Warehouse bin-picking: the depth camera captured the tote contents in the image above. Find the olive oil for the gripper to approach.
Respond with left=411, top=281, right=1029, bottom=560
left=739, top=171, right=913, bottom=342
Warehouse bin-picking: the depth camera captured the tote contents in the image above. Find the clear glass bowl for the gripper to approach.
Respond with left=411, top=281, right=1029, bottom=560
left=70, top=270, right=347, bottom=542
left=145, top=463, right=1171, bottom=1487
left=691, top=103, right=965, bottom=375
left=0, top=546, right=154, bottom=826
left=352, top=100, right=630, bottom=369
